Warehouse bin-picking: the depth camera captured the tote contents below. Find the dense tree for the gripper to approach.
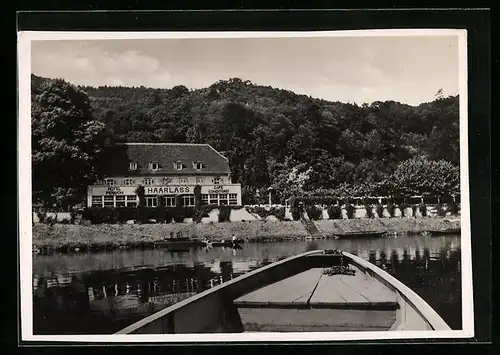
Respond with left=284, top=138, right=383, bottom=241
left=391, top=157, right=460, bottom=197
left=33, top=75, right=460, bottom=203
left=31, top=76, right=110, bottom=210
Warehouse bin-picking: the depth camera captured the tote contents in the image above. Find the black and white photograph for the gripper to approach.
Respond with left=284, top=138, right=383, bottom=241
left=18, top=29, right=472, bottom=342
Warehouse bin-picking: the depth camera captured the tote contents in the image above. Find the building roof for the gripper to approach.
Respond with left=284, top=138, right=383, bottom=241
left=103, top=143, right=230, bottom=176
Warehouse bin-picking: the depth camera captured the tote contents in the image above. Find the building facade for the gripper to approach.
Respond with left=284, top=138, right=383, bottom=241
left=87, top=143, right=242, bottom=208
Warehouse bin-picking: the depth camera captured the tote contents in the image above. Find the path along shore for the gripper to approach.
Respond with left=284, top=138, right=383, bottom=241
left=32, top=218, right=461, bottom=254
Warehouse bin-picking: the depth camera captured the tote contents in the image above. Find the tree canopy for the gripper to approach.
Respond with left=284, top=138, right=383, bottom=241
left=32, top=76, right=111, bottom=209
left=32, top=75, right=460, bottom=205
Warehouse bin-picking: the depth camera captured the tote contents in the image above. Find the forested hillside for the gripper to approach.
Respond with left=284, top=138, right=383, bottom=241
left=32, top=75, right=460, bottom=207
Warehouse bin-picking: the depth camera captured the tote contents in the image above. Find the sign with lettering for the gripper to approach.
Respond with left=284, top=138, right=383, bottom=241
left=208, top=189, right=230, bottom=194
left=145, top=186, right=191, bottom=195
left=105, top=186, right=124, bottom=195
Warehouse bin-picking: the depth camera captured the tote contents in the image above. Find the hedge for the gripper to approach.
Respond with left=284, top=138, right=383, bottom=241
left=306, top=205, right=323, bottom=220
left=81, top=206, right=196, bottom=224
left=246, top=206, right=286, bottom=221
left=326, top=205, right=342, bottom=219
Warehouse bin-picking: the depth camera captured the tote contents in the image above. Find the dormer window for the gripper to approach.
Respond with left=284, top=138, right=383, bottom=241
left=193, top=161, right=203, bottom=170
left=213, top=176, right=221, bottom=185
left=129, top=162, right=138, bottom=171
left=174, top=161, right=183, bottom=170
left=150, top=162, right=159, bottom=171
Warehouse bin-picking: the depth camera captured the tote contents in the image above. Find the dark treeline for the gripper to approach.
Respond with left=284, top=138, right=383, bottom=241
left=32, top=75, right=459, bottom=207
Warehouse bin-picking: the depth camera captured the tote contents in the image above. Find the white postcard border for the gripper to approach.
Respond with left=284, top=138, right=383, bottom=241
left=18, top=29, right=474, bottom=342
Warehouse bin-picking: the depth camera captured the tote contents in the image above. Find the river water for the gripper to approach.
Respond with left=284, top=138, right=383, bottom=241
left=32, top=234, right=462, bottom=334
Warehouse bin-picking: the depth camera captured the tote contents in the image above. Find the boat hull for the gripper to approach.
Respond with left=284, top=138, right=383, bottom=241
left=116, top=249, right=450, bottom=334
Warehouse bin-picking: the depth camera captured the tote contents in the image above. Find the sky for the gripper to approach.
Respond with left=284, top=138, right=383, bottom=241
left=31, top=35, right=460, bottom=106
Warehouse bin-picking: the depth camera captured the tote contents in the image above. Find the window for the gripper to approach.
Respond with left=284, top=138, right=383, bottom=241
left=144, top=178, right=154, bottom=186
left=219, top=194, right=229, bottom=205
left=126, top=195, right=137, bottom=207
left=104, top=196, right=114, bottom=207
left=124, top=178, right=135, bottom=186
left=116, top=195, right=126, bottom=207
left=201, top=194, right=209, bottom=205
left=105, top=179, right=117, bottom=186
left=213, top=176, right=221, bottom=185
left=164, top=196, right=176, bottom=207
left=129, top=162, right=138, bottom=171
left=145, top=196, right=157, bottom=208
left=174, top=161, right=183, bottom=170
left=229, top=193, right=238, bottom=205
left=209, top=194, right=218, bottom=204
left=196, top=177, right=205, bottom=184
left=194, top=161, right=203, bottom=170
left=92, top=196, right=103, bottom=207
left=150, top=162, right=159, bottom=171
left=179, top=177, right=188, bottom=184
left=182, top=194, right=195, bottom=207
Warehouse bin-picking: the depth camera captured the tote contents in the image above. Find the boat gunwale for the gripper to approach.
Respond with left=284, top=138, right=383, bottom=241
left=342, top=251, right=451, bottom=331
left=115, top=250, right=323, bottom=334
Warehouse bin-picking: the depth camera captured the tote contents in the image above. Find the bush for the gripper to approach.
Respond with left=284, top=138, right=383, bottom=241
left=448, top=202, right=460, bottom=216
left=386, top=203, right=396, bottom=218
left=375, top=204, right=384, bottom=218
left=364, top=204, right=374, bottom=218
left=36, top=210, right=47, bottom=224
left=398, top=203, right=409, bottom=217
left=436, top=205, right=447, bottom=217
left=345, top=204, right=355, bottom=219
left=251, top=206, right=270, bottom=219
left=412, top=205, right=418, bottom=218
left=69, top=210, right=78, bottom=224
left=218, top=206, right=232, bottom=222
left=327, top=205, right=342, bottom=219
left=269, top=207, right=286, bottom=221
left=45, top=215, right=56, bottom=226
left=418, top=203, right=427, bottom=217
left=306, top=206, right=323, bottom=220
left=155, top=207, right=169, bottom=223
left=193, top=204, right=214, bottom=223
left=291, top=207, right=301, bottom=221
left=194, top=185, right=202, bottom=210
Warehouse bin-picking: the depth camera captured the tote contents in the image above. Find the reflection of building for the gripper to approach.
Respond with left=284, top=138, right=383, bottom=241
left=87, top=143, right=242, bottom=208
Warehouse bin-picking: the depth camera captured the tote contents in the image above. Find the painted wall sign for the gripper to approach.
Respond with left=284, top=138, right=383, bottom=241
left=208, top=190, right=230, bottom=194
left=145, top=186, right=191, bottom=195
left=105, top=187, right=124, bottom=195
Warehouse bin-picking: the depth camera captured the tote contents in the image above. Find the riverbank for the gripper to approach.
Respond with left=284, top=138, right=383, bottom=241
left=32, top=217, right=460, bottom=254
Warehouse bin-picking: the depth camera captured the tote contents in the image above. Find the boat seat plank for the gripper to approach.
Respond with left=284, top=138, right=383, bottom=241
left=238, top=308, right=397, bottom=332
left=234, top=268, right=324, bottom=306
left=309, top=265, right=397, bottom=307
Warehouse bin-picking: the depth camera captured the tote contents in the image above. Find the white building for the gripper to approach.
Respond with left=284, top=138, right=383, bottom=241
left=87, top=143, right=242, bottom=208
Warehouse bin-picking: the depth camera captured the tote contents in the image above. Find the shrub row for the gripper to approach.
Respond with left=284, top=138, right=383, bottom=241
left=247, top=206, right=286, bottom=221
left=80, top=206, right=195, bottom=224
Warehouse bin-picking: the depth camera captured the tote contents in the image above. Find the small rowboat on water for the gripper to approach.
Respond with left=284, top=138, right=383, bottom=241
left=334, top=231, right=387, bottom=239
left=429, top=228, right=461, bottom=236
left=116, top=249, right=451, bottom=334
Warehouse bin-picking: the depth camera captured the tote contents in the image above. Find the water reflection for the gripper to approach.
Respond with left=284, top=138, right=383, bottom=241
left=33, top=234, right=461, bottom=334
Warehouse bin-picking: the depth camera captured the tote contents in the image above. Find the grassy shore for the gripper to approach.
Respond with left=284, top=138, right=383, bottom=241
left=32, top=217, right=460, bottom=254
left=315, top=217, right=461, bottom=236
left=32, top=221, right=309, bottom=253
